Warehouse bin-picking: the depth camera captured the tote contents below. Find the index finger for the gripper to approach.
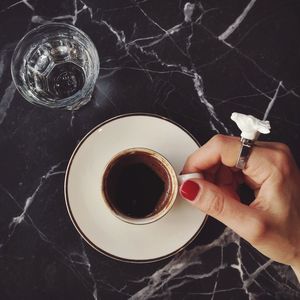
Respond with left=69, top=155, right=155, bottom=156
left=182, top=135, right=241, bottom=173
left=182, top=135, right=276, bottom=186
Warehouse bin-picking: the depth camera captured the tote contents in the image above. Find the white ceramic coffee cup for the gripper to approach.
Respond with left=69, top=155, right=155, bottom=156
left=101, top=147, right=203, bottom=225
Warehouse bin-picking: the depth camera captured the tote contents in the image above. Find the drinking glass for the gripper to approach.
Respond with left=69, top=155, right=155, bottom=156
left=11, top=23, right=100, bottom=110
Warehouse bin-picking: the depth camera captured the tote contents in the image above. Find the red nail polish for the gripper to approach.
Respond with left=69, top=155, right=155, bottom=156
left=180, top=180, right=200, bottom=201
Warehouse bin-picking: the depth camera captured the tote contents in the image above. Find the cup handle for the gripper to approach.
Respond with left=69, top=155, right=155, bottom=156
left=177, top=172, right=204, bottom=185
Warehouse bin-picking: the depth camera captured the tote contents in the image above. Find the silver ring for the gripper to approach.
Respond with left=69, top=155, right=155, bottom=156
left=236, top=138, right=254, bottom=169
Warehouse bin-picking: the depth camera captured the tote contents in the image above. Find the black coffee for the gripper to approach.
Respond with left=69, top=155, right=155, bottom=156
left=103, top=150, right=171, bottom=218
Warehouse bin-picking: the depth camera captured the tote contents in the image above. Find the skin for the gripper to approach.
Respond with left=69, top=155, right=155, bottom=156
left=180, top=134, right=300, bottom=282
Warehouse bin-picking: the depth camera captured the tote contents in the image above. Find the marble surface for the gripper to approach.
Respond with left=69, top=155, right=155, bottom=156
left=0, top=0, right=300, bottom=299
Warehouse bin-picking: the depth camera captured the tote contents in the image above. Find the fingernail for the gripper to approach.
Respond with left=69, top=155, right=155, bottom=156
left=180, top=180, right=200, bottom=201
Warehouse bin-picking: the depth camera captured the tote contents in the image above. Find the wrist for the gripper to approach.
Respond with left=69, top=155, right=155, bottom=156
left=291, top=262, right=300, bottom=283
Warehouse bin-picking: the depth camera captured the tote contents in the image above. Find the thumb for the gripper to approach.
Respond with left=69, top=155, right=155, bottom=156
left=179, top=179, right=265, bottom=243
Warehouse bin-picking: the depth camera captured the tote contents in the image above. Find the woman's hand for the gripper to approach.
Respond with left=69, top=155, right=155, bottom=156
left=180, top=135, right=300, bottom=281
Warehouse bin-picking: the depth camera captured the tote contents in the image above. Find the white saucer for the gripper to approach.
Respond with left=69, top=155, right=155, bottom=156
left=64, top=114, right=207, bottom=263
